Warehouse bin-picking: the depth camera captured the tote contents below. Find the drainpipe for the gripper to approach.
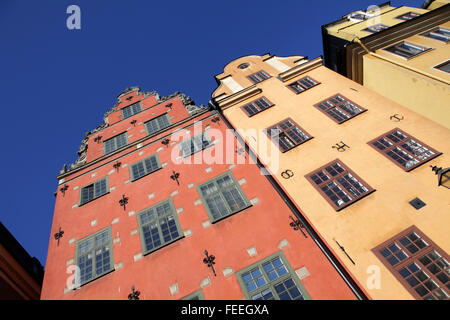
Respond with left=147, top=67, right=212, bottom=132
left=208, top=100, right=369, bottom=300
left=352, top=37, right=449, bottom=85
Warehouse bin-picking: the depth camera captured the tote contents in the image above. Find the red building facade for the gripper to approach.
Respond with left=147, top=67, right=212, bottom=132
left=41, top=87, right=360, bottom=300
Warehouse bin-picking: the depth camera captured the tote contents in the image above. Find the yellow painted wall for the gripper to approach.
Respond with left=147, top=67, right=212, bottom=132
left=213, top=54, right=307, bottom=99
left=428, top=0, right=450, bottom=10
left=213, top=55, right=450, bottom=300
left=326, top=6, right=429, bottom=41
left=363, top=21, right=450, bottom=129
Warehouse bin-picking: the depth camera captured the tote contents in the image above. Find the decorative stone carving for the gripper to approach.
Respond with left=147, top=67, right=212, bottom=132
left=59, top=88, right=209, bottom=175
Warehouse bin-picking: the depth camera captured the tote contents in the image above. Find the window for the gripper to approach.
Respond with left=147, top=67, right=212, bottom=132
left=197, top=171, right=251, bottom=223
left=314, top=94, right=366, bottom=124
left=395, top=11, right=421, bottom=21
left=362, top=23, right=389, bottom=34
left=137, top=199, right=183, bottom=255
left=247, top=70, right=270, bottom=84
left=238, top=63, right=249, bottom=69
left=373, top=226, right=449, bottom=300
left=75, top=227, right=113, bottom=286
left=79, top=177, right=108, bottom=205
left=421, top=27, right=450, bottom=43
left=181, top=290, right=204, bottom=300
left=287, top=76, right=320, bottom=94
left=383, top=41, right=431, bottom=59
left=266, top=118, right=312, bottom=152
left=122, top=103, right=142, bottom=119
left=179, top=132, right=212, bottom=157
left=104, top=132, right=128, bottom=155
left=349, top=12, right=368, bottom=21
left=241, top=97, right=274, bottom=117
left=236, top=252, right=310, bottom=300
left=368, top=128, right=441, bottom=172
left=305, top=159, right=375, bottom=211
left=433, top=60, right=450, bottom=73
left=144, top=113, right=171, bottom=135
left=129, top=154, right=161, bottom=181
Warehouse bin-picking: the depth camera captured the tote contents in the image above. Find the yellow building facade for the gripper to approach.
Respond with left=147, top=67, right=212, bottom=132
left=322, top=1, right=450, bottom=129
left=211, top=54, right=450, bottom=300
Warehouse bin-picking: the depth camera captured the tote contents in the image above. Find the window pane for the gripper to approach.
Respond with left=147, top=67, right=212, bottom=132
left=288, top=76, right=318, bottom=94
left=434, top=60, right=450, bottom=73
left=122, top=103, right=141, bottom=119
left=180, top=133, right=211, bottom=156
left=104, top=133, right=127, bottom=154
left=81, top=185, right=94, bottom=204
left=139, top=200, right=182, bottom=253
left=199, top=173, right=249, bottom=222
left=146, top=114, right=171, bottom=135
left=94, top=179, right=107, bottom=198
left=132, top=162, right=145, bottom=180
left=76, top=228, right=112, bottom=285
left=370, top=129, right=440, bottom=172
left=384, top=41, right=429, bottom=58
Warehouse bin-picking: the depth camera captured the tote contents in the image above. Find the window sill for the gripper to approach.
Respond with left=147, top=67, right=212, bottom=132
left=210, top=204, right=253, bottom=224
left=180, top=143, right=215, bottom=158
left=78, top=191, right=110, bottom=207
left=141, top=235, right=185, bottom=257
left=70, top=268, right=115, bottom=290
left=130, top=166, right=163, bottom=183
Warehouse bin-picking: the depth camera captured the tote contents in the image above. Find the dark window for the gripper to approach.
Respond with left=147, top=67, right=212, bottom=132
left=305, top=159, right=375, bottom=211
left=421, top=27, right=450, bottom=42
left=266, top=118, right=312, bottom=152
left=368, top=128, right=441, bottom=172
left=104, top=132, right=128, bottom=155
left=349, top=13, right=368, bottom=21
left=314, top=94, right=366, bottom=124
left=197, top=171, right=251, bottom=223
left=287, top=76, right=320, bottom=94
left=247, top=70, right=270, bottom=84
left=76, top=227, right=113, bottom=286
left=383, top=41, right=431, bottom=59
left=395, top=11, right=421, bottom=21
left=236, top=252, right=310, bottom=300
left=241, top=97, right=274, bottom=117
left=79, top=177, right=108, bottom=205
left=144, top=113, right=171, bottom=135
left=122, top=103, right=142, bottom=119
left=181, top=290, right=205, bottom=300
left=362, top=23, right=389, bottom=33
left=238, top=63, right=249, bottom=69
left=373, top=226, right=450, bottom=300
left=137, top=199, right=183, bottom=255
left=179, top=132, right=212, bottom=157
left=434, top=60, right=450, bottom=74
left=129, top=154, right=161, bottom=181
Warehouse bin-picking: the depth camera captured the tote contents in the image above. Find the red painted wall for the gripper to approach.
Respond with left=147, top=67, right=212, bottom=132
left=41, top=91, right=356, bottom=300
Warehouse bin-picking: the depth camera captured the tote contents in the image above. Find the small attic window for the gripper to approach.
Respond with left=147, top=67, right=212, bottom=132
left=238, top=63, right=249, bottom=69
left=348, top=12, right=368, bottom=22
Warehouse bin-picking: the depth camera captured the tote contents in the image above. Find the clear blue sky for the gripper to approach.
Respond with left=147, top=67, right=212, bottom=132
left=0, top=0, right=425, bottom=266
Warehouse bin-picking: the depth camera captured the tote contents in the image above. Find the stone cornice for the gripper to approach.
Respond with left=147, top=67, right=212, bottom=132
left=213, top=86, right=262, bottom=111
left=59, top=89, right=203, bottom=176
left=57, top=106, right=212, bottom=181
left=278, top=57, right=323, bottom=82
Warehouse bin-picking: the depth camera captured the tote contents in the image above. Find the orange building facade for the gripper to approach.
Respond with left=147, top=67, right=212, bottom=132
left=41, top=87, right=361, bottom=300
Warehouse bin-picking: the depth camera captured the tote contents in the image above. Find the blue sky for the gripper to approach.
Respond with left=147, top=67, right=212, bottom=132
left=0, top=0, right=425, bottom=266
